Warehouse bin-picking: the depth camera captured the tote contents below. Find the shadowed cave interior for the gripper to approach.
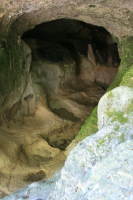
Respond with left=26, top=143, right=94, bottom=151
left=22, top=18, right=120, bottom=130
left=0, top=18, right=121, bottom=197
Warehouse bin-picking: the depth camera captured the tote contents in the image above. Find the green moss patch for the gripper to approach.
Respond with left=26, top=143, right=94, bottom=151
left=76, top=36, right=133, bottom=142
left=105, top=99, right=133, bottom=125
left=107, top=90, right=114, bottom=99
left=0, top=37, right=23, bottom=95
left=107, top=36, right=133, bottom=92
left=120, top=65, right=133, bottom=88
left=107, top=110, right=128, bottom=124
left=125, top=99, right=133, bottom=114
left=75, top=106, right=98, bottom=142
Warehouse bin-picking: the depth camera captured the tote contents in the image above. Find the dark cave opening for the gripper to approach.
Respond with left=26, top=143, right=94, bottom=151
left=21, top=18, right=120, bottom=126
left=22, top=19, right=120, bottom=71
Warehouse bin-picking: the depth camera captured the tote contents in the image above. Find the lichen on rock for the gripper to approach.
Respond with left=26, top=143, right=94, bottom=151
left=47, top=86, right=133, bottom=200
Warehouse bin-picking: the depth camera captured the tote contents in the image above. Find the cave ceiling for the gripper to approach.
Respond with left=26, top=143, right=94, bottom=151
left=0, top=0, right=133, bottom=39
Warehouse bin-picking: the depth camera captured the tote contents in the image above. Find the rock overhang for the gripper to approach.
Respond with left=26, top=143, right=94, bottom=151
left=0, top=0, right=133, bottom=39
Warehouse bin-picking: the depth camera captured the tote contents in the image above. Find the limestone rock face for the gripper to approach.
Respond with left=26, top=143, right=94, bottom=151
left=4, top=86, right=133, bottom=200
left=0, top=25, right=119, bottom=195
left=47, top=86, right=133, bottom=199
left=98, top=86, right=133, bottom=129
left=0, top=0, right=133, bottom=197
left=0, top=0, right=133, bottom=39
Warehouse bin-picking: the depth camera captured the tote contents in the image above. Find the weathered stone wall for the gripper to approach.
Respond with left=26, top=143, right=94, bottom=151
left=0, top=0, right=133, bottom=39
left=0, top=0, right=133, bottom=197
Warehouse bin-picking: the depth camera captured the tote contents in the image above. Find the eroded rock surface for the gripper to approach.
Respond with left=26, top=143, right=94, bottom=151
left=1, top=0, right=133, bottom=197
left=0, top=0, right=133, bottom=39
left=0, top=12, right=122, bottom=197
left=3, top=86, right=133, bottom=200
left=0, top=19, right=120, bottom=196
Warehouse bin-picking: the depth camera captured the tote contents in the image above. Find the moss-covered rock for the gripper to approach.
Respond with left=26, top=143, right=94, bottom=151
left=107, top=36, right=133, bottom=92
left=98, top=86, right=133, bottom=129
left=48, top=85, right=133, bottom=199
left=75, top=106, right=98, bottom=142
left=120, top=65, right=133, bottom=88
left=0, top=37, right=23, bottom=99
left=76, top=36, right=133, bottom=141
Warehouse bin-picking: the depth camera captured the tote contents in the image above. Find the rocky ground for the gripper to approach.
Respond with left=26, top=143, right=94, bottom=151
left=2, top=86, right=133, bottom=200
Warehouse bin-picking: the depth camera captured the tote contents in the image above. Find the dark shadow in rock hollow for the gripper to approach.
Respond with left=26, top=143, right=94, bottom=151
left=22, top=19, right=120, bottom=77
left=22, top=18, right=120, bottom=122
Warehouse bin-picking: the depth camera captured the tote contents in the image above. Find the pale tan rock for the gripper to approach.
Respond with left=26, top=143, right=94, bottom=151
left=23, top=138, right=61, bottom=166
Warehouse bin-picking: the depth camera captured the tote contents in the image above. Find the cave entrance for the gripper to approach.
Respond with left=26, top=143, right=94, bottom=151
left=0, top=19, right=121, bottom=196
left=22, top=19, right=120, bottom=149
